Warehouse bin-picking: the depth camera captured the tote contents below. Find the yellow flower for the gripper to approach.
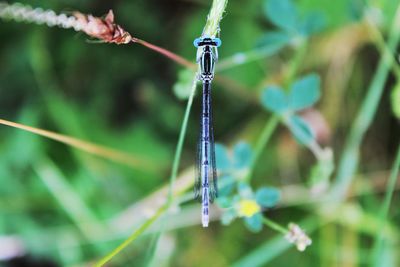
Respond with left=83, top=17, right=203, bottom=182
left=237, top=199, right=261, bottom=218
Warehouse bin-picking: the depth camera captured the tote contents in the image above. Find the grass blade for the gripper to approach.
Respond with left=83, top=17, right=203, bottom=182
left=371, top=144, right=400, bottom=267
left=0, top=118, right=149, bottom=169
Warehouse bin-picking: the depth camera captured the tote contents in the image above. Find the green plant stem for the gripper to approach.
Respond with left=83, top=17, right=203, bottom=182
left=202, top=0, right=228, bottom=37
left=94, top=205, right=167, bottom=267
left=331, top=4, right=400, bottom=200
left=262, top=217, right=288, bottom=235
left=167, top=79, right=198, bottom=204
left=371, top=144, right=400, bottom=267
left=233, top=216, right=318, bottom=267
left=284, top=40, right=308, bottom=88
left=245, top=115, right=279, bottom=182
left=365, top=21, right=400, bottom=80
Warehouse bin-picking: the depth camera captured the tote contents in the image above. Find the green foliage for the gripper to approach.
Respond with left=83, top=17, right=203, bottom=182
left=263, top=0, right=325, bottom=37
left=261, top=86, right=289, bottom=114
left=256, top=31, right=291, bottom=53
left=0, top=0, right=399, bottom=266
left=215, top=143, right=281, bottom=232
left=264, top=0, right=298, bottom=32
left=287, top=115, right=315, bottom=146
left=173, top=69, right=196, bottom=100
left=261, top=73, right=321, bottom=145
left=289, top=74, right=320, bottom=111
left=262, top=73, right=321, bottom=115
left=216, top=142, right=254, bottom=177
left=391, top=83, right=400, bottom=119
left=215, top=143, right=231, bottom=172
left=255, top=187, right=280, bottom=208
left=233, top=142, right=254, bottom=170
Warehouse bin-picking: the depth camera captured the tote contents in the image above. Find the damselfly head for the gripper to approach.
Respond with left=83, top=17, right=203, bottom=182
left=194, top=37, right=221, bottom=48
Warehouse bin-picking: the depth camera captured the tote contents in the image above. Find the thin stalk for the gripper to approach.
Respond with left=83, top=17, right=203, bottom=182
left=262, top=217, right=288, bottom=235
left=371, top=144, right=400, bottom=267
left=94, top=205, right=167, bottom=267
left=167, top=78, right=197, bottom=204
left=0, top=118, right=149, bottom=169
left=364, top=13, right=400, bottom=80
left=284, top=40, right=308, bottom=88
left=133, top=37, right=196, bottom=69
left=202, top=0, right=228, bottom=37
left=331, top=4, right=400, bottom=200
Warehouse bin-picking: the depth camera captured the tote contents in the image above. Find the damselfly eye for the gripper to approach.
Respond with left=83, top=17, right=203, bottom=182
left=193, top=38, right=202, bottom=48
left=213, top=38, right=221, bottom=47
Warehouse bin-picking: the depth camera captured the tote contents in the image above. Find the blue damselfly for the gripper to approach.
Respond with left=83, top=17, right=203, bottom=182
left=193, top=36, right=221, bottom=227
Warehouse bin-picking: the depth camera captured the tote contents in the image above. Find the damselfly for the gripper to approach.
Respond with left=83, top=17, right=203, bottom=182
left=193, top=36, right=221, bottom=227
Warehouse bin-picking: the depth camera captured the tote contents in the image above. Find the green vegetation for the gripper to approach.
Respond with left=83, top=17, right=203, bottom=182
left=0, top=0, right=399, bottom=266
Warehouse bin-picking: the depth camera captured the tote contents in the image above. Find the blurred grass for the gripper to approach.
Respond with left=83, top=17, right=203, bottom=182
left=0, top=0, right=400, bottom=266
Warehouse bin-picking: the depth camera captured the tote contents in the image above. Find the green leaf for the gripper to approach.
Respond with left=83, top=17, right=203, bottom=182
left=349, top=0, right=365, bottom=22
left=221, top=209, right=237, bottom=225
left=233, top=142, right=253, bottom=170
left=261, top=86, right=289, bottom=114
left=215, top=143, right=231, bottom=172
left=244, top=213, right=263, bottom=232
left=299, top=12, right=326, bottom=36
left=264, top=0, right=298, bottom=31
left=173, top=69, right=196, bottom=100
left=391, top=83, right=400, bottom=119
left=255, top=187, right=280, bottom=207
left=289, top=74, right=321, bottom=111
left=256, top=31, right=291, bottom=54
left=287, top=115, right=315, bottom=145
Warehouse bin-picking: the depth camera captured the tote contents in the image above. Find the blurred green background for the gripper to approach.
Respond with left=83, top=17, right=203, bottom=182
left=0, top=0, right=400, bottom=266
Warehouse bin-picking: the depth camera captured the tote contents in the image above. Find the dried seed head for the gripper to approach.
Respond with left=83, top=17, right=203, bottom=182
left=0, top=3, right=133, bottom=44
left=285, top=223, right=312, bottom=252
left=74, top=10, right=132, bottom=44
